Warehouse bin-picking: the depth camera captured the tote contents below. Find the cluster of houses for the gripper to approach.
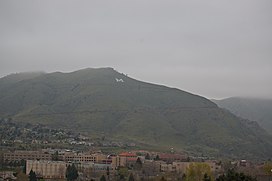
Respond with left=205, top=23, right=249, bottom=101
left=3, top=149, right=271, bottom=181
left=1, top=149, right=223, bottom=180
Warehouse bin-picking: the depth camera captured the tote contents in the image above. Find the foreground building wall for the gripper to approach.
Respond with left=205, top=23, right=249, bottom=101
left=26, top=160, right=67, bottom=179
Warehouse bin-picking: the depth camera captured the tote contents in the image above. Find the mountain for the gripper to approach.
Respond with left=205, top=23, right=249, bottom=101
left=0, top=71, right=45, bottom=87
left=212, top=97, right=272, bottom=135
left=0, top=68, right=272, bottom=159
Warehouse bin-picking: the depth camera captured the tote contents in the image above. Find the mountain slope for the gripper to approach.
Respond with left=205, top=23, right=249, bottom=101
left=0, top=68, right=271, bottom=159
left=212, top=97, right=272, bottom=135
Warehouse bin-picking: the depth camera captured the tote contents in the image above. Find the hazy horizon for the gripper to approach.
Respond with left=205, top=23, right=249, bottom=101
left=1, top=0, right=272, bottom=99
left=1, top=67, right=271, bottom=100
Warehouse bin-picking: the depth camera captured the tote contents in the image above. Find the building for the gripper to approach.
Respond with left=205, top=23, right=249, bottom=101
left=142, top=160, right=162, bottom=175
left=162, top=161, right=221, bottom=174
left=160, top=163, right=177, bottom=172
left=26, top=160, right=67, bottom=179
left=158, top=153, right=187, bottom=163
left=111, top=152, right=138, bottom=168
left=4, top=151, right=51, bottom=162
left=63, top=153, right=97, bottom=162
left=63, top=153, right=111, bottom=164
left=172, top=162, right=191, bottom=173
left=239, top=160, right=247, bottom=167
left=205, top=160, right=221, bottom=172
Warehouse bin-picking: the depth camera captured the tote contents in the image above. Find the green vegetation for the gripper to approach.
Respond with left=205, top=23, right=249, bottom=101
left=145, top=153, right=151, bottom=160
left=203, top=173, right=212, bottom=181
left=52, top=151, right=59, bottom=161
left=29, top=169, right=37, bottom=181
left=212, top=97, right=272, bottom=134
left=100, top=175, right=106, bottom=181
left=135, top=157, right=143, bottom=169
left=184, top=162, right=213, bottom=181
left=263, top=161, right=272, bottom=175
left=65, top=164, right=78, bottom=181
left=117, top=167, right=129, bottom=179
left=16, top=170, right=28, bottom=181
left=1, top=68, right=272, bottom=158
left=216, top=169, right=257, bottom=181
left=160, top=176, right=166, bottom=181
left=128, top=173, right=135, bottom=181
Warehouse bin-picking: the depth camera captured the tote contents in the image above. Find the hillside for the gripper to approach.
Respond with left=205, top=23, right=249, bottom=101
left=212, top=97, right=272, bottom=135
left=0, top=68, right=272, bottom=159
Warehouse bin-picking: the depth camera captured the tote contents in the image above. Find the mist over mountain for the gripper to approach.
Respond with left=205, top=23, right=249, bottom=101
left=0, top=68, right=271, bottom=159
left=212, top=97, right=272, bottom=135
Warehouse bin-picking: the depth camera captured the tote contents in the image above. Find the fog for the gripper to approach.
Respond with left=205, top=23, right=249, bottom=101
left=1, top=0, right=272, bottom=99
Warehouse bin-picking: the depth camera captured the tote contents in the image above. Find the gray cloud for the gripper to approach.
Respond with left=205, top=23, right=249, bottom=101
left=0, top=0, right=272, bottom=99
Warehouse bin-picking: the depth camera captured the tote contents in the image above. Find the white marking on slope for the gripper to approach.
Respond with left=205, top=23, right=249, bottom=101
left=115, top=78, right=124, bottom=83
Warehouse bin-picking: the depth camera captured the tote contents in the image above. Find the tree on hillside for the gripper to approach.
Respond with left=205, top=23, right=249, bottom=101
left=263, top=161, right=272, bottom=175
left=100, top=175, right=106, bottom=181
left=66, top=164, right=79, bottom=181
left=16, top=169, right=28, bottom=181
left=29, top=169, right=37, bottom=181
left=203, top=173, right=212, bottom=181
left=52, top=151, right=59, bottom=161
left=185, top=163, right=213, bottom=181
left=154, top=155, right=160, bottom=161
left=17, top=172, right=28, bottom=181
left=128, top=173, right=135, bottom=181
left=160, top=176, right=166, bottom=181
left=20, top=159, right=26, bottom=173
left=145, top=153, right=151, bottom=160
left=106, top=166, right=110, bottom=179
left=182, top=173, right=186, bottom=180
left=135, top=157, right=143, bottom=170
left=216, top=169, right=257, bottom=181
left=117, top=167, right=128, bottom=180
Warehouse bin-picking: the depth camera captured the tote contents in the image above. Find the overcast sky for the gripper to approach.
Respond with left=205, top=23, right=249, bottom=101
left=0, top=0, right=271, bottom=99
